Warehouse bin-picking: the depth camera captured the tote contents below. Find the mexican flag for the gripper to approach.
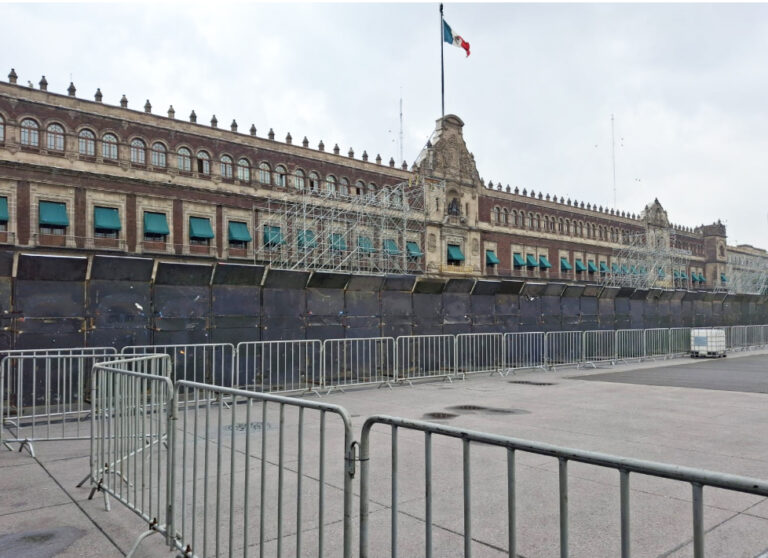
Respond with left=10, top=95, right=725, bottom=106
left=443, top=19, right=470, bottom=57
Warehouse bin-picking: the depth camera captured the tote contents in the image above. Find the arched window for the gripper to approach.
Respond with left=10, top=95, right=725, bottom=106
left=501, top=208, right=509, bottom=225
left=274, top=165, right=287, bottom=187
left=259, top=162, right=271, bottom=184
left=177, top=147, right=192, bottom=172
left=151, top=142, right=167, bottom=168
left=525, top=212, right=532, bottom=228
left=368, top=182, right=377, bottom=199
left=20, top=118, right=39, bottom=147
left=197, top=151, right=210, bottom=175
left=46, top=123, right=65, bottom=151
left=78, top=129, right=95, bottom=156
left=339, top=177, right=349, bottom=197
left=354, top=180, right=365, bottom=196
left=543, top=215, right=549, bottom=231
left=237, top=158, right=250, bottom=182
left=558, top=219, right=563, bottom=233
left=102, top=133, right=118, bottom=160
left=0, top=114, right=4, bottom=143
left=492, top=207, right=500, bottom=223
left=381, top=186, right=390, bottom=204
left=309, top=172, right=320, bottom=191
left=512, top=210, right=519, bottom=227
left=391, top=187, right=402, bottom=207
left=130, top=139, right=146, bottom=164
left=294, top=169, right=306, bottom=190
left=326, top=175, right=337, bottom=195
left=220, top=155, right=233, bottom=179
left=534, top=214, right=541, bottom=231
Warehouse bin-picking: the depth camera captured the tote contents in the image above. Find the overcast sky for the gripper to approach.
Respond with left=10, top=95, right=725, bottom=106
left=3, top=2, right=767, bottom=247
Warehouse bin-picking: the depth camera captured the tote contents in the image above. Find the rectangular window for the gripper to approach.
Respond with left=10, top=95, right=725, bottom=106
left=228, top=221, right=252, bottom=249
left=94, top=206, right=120, bottom=239
left=143, top=211, right=169, bottom=242
left=189, top=216, right=214, bottom=246
left=446, top=244, right=464, bottom=265
left=263, top=225, right=284, bottom=249
left=39, top=200, right=68, bottom=235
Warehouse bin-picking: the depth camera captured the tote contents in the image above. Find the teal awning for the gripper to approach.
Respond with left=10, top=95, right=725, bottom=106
left=297, top=229, right=317, bottom=250
left=39, top=201, right=69, bottom=227
left=620, top=265, right=629, bottom=275
left=658, top=268, right=666, bottom=278
left=383, top=239, right=401, bottom=255
left=526, top=254, right=538, bottom=268
left=680, top=271, right=688, bottom=280
left=673, top=270, right=680, bottom=279
left=486, top=250, right=500, bottom=265
left=721, top=273, right=727, bottom=283
left=691, top=273, right=699, bottom=283
left=560, top=257, right=572, bottom=271
left=575, top=259, right=587, bottom=272
left=629, top=265, right=637, bottom=275
left=189, top=217, right=214, bottom=239
left=539, top=256, right=552, bottom=269
left=94, top=207, right=120, bottom=231
left=331, top=233, right=347, bottom=251
left=611, top=263, right=619, bottom=273
left=587, top=261, right=598, bottom=273
left=600, top=262, right=609, bottom=273
left=513, top=253, right=526, bottom=268
left=263, top=225, right=284, bottom=246
left=228, top=221, right=252, bottom=242
left=406, top=241, right=423, bottom=257
left=144, top=212, right=169, bottom=235
left=0, top=197, right=8, bottom=222
left=447, top=244, right=464, bottom=261
left=698, top=273, right=706, bottom=283
left=358, top=236, right=376, bottom=253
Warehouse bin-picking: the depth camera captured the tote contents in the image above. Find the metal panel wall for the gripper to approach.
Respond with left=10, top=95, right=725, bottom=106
left=153, top=262, right=212, bottom=345
left=211, top=263, right=264, bottom=345
left=442, top=278, right=473, bottom=335
left=261, top=269, right=309, bottom=341
left=381, top=275, right=414, bottom=338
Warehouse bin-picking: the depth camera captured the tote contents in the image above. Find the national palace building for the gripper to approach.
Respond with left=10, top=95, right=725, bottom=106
left=0, top=68, right=764, bottom=292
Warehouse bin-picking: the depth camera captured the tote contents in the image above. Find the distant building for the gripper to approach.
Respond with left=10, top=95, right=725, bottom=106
left=0, top=69, right=750, bottom=291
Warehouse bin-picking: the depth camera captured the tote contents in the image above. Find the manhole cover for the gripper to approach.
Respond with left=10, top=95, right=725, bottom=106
left=483, top=408, right=530, bottom=415
left=223, top=421, right=276, bottom=433
left=448, top=404, right=488, bottom=412
left=508, top=380, right=555, bottom=386
left=422, top=412, right=458, bottom=420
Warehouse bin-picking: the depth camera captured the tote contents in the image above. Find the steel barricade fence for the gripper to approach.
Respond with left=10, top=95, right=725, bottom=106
left=582, top=330, right=616, bottom=366
left=358, top=414, right=768, bottom=558
left=0, top=347, right=119, bottom=455
left=644, top=328, right=670, bottom=359
left=396, top=335, right=456, bottom=382
left=236, top=340, right=323, bottom=394
left=502, top=332, right=546, bottom=374
left=744, top=325, right=765, bottom=348
left=171, top=381, right=356, bottom=558
left=615, top=329, right=645, bottom=362
left=730, top=326, right=747, bottom=350
left=322, top=337, right=396, bottom=391
left=87, top=355, right=175, bottom=551
left=122, top=343, right=235, bottom=388
left=544, top=331, right=582, bottom=369
left=455, top=333, right=503, bottom=377
left=669, top=327, right=692, bottom=356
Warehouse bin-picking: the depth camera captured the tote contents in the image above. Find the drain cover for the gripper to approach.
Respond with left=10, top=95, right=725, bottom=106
left=508, top=380, right=555, bottom=386
left=448, top=404, right=488, bottom=412
left=223, top=421, right=276, bottom=433
left=422, top=412, right=458, bottom=420
left=484, top=408, right=530, bottom=415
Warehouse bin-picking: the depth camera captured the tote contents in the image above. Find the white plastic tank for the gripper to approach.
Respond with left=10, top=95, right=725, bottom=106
left=690, top=328, right=726, bottom=358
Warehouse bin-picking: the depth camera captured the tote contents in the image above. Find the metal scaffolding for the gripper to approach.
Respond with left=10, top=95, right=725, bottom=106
left=253, top=177, right=438, bottom=275
left=726, top=259, right=768, bottom=295
left=601, top=229, right=691, bottom=289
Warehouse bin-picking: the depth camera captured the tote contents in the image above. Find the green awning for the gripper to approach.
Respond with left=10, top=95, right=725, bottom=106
left=486, top=250, right=500, bottom=265
left=39, top=201, right=69, bottom=227
left=698, top=273, right=706, bottom=283
left=358, top=236, right=376, bottom=253
left=228, top=221, right=252, bottom=242
left=599, top=262, right=609, bottom=273
left=331, top=233, right=347, bottom=251
left=383, top=239, right=401, bottom=255
left=144, top=212, right=169, bottom=235
left=673, top=270, right=680, bottom=279
left=406, top=241, right=423, bottom=257
left=574, top=259, right=587, bottom=272
left=611, top=263, right=619, bottom=273
left=587, top=261, right=598, bottom=273
left=526, top=254, right=538, bottom=268
left=620, top=265, right=629, bottom=275
left=539, top=256, right=552, bottom=269
left=263, top=225, right=284, bottom=246
left=629, top=265, right=637, bottom=275
left=0, top=197, right=8, bottom=222
left=94, top=207, right=121, bottom=231
left=721, top=273, right=727, bottom=283
left=691, top=273, right=699, bottom=283
left=680, top=271, right=688, bottom=280
left=513, top=253, right=526, bottom=268
left=189, top=217, right=214, bottom=239
left=658, top=268, right=666, bottom=278
left=447, top=244, right=464, bottom=262
left=560, top=257, right=572, bottom=271
left=297, top=229, right=317, bottom=250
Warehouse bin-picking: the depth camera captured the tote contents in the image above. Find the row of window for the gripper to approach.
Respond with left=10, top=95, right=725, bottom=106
left=5, top=116, right=402, bottom=202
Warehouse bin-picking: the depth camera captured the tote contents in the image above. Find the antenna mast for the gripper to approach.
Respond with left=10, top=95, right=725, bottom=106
left=611, top=114, right=617, bottom=210
left=399, top=89, right=404, bottom=164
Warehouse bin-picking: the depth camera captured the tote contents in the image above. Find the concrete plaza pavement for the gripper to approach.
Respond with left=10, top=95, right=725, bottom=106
left=1, top=350, right=768, bottom=557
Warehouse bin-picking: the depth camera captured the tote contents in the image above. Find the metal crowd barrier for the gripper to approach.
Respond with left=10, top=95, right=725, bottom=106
left=122, top=343, right=235, bottom=386
left=544, top=331, right=582, bottom=368
left=455, top=333, right=503, bottom=377
left=358, top=415, right=768, bottom=558
left=396, top=334, right=456, bottom=383
left=236, top=340, right=323, bottom=394
left=502, top=332, right=546, bottom=373
left=0, top=347, right=118, bottom=455
left=644, top=328, right=670, bottom=359
left=86, top=355, right=175, bottom=551
left=669, top=327, right=692, bottom=356
left=582, top=330, right=616, bottom=366
left=323, top=336, right=396, bottom=391
left=615, top=329, right=645, bottom=362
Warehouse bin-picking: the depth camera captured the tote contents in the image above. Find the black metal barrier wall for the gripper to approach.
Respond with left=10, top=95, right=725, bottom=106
left=2, top=253, right=766, bottom=351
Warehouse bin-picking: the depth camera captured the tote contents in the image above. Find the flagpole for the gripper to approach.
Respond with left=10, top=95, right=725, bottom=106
left=440, top=3, right=445, bottom=118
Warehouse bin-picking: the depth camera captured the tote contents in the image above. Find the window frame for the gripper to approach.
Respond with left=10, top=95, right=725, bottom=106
left=101, top=133, right=118, bottom=160
left=46, top=123, right=65, bottom=152
left=236, top=158, right=250, bottom=183
left=259, top=162, right=271, bottom=185
left=196, top=150, right=211, bottom=175
left=150, top=142, right=167, bottom=168
left=220, top=155, right=234, bottom=179
left=78, top=129, right=96, bottom=156
left=177, top=147, right=192, bottom=172
left=20, top=118, right=40, bottom=147
left=130, top=138, right=147, bottom=165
